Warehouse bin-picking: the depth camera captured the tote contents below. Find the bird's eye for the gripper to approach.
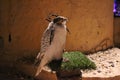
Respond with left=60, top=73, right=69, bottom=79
left=59, top=19, right=63, bottom=23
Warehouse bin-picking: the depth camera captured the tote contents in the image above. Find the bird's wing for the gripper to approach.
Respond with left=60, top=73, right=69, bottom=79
left=50, top=27, right=55, bottom=44
left=40, top=29, right=51, bottom=53
left=35, top=25, right=55, bottom=65
left=41, top=26, right=55, bottom=52
left=34, top=29, right=51, bottom=65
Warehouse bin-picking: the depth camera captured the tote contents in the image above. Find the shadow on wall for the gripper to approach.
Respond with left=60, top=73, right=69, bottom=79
left=0, top=36, right=4, bottom=49
left=85, top=38, right=113, bottom=54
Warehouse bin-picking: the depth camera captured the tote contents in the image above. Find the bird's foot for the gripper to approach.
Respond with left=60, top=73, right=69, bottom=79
left=43, top=66, right=56, bottom=74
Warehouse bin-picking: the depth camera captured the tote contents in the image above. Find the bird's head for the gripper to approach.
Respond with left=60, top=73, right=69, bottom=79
left=53, top=16, right=68, bottom=25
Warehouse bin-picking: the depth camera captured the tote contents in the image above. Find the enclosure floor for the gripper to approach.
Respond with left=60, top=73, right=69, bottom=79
left=82, top=47, right=120, bottom=78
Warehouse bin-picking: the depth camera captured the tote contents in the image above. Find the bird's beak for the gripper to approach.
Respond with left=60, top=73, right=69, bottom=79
left=65, top=18, right=68, bottom=21
left=64, top=18, right=68, bottom=21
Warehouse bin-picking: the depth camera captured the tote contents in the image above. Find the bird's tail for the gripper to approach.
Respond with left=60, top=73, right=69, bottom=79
left=35, top=53, right=50, bottom=77
left=34, top=52, right=44, bottom=66
left=35, top=66, right=42, bottom=77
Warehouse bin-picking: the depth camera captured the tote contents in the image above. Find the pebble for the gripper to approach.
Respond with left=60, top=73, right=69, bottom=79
left=93, top=73, right=96, bottom=75
left=116, top=60, right=119, bottom=62
left=111, top=64, right=114, bottom=67
left=97, top=70, right=101, bottom=73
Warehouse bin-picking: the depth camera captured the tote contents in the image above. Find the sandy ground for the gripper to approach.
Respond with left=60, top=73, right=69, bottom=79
left=82, top=48, right=120, bottom=78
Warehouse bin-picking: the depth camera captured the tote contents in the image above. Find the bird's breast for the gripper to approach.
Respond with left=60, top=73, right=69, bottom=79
left=51, top=26, right=67, bottom=59
left=53, top=26, right=67, bottom=45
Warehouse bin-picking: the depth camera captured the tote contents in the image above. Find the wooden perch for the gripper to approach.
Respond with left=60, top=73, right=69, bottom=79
left=35, top=69, right=82, bottom=80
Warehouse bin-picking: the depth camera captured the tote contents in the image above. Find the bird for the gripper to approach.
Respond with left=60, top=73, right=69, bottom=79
left=35, top=16, right=68, bottom=77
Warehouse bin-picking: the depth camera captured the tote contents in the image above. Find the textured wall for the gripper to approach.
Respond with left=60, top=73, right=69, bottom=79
left=0, top=0, right=113, bottom=54
left=114, top=17, right=120, bottom=47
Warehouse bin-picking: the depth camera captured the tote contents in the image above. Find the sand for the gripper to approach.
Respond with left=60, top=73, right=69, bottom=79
left=82, top=48, right=120, bottom=78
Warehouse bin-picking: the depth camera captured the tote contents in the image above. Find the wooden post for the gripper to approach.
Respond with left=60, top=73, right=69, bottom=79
left=57, top=69, right=82, bottom=80
left=35, top=69, right=82, bottom=80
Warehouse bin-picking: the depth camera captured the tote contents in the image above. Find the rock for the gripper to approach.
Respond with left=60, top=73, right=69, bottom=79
left=97, top=70, right=101, bottom=73
left=108, top=61, right=113, bottom=64
left=111, top=64, right=114, bottom=67
left=93, top=73, right=96, bottom=75
left=116, top=60, right=119, bottom=62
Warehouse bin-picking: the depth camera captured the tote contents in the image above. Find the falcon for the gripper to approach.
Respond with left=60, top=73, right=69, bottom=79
left=35, top=16, right=68, bottom=76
